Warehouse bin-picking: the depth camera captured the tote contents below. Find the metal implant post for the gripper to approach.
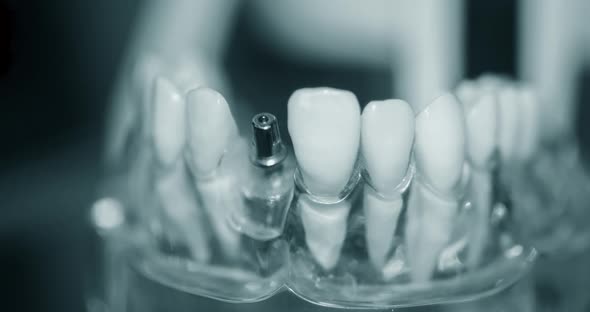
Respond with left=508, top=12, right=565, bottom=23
left=250, top=113, right=287, bottom=167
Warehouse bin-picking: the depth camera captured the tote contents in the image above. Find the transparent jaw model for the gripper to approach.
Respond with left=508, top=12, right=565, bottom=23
left=92, top=82, right=538, bottom=310
left=90, top=1, right=542, bottom=311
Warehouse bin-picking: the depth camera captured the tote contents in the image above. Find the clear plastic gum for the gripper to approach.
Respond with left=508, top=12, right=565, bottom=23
left=90, top=107, right=538, bottom=310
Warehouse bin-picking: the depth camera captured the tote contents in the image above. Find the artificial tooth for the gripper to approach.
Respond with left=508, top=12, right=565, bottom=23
left=413, top=93, right=465, bottom=194
left=152, top=77, right=186, bottom=167
left=497, top=86, right=522, bottom=163
left=514, top=86, right=540, bottom=161
left=361, top=100, right=415, bottom=269
left=406, top=93, right=466, bottom=281
left=464, top=93, right=498, bottom=168
left=151, top=76, right=210, bottom=261
left=462, top=91, right=498, bottom=267
left=186, top=87, right=241, bottom=259
left=186, top=87, right=238, bottom=178
left=288, top=87, right=361, bottom=270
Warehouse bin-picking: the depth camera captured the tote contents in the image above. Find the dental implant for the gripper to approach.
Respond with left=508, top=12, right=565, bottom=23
left=229, top=113, right=295, bottom=240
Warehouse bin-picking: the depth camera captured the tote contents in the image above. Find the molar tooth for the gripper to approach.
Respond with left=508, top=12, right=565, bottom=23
left=361, top=100, right=414, bottom=269
left=288, top=87, right=361, bottom=270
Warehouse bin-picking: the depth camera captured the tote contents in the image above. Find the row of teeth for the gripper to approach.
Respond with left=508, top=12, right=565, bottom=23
left=144, top=70, right=539, bottom=281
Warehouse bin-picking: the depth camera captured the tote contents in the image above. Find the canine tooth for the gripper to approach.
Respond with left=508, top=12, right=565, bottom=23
left=414, top=93, right=465, bottom=194
left=406, top=93, right=465, bottom=281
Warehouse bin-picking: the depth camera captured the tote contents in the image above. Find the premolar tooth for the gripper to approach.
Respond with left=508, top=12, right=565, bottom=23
left=361, top=100, right=414, bottom=268
left=407, top=93, right=465, bottom=281
left=152, top=76, right=186, bottom=167
left=288, top=87, right=361, bottom=270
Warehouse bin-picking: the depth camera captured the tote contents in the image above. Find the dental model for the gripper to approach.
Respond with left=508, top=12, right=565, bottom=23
left=186, top=87, right=241, bottom=259
left=406, top=93, right=465, bottom=281
left=361, top=100, right=414, bottom=269
left=288, top=88, right=361, bottom=270
left=152, top=77, right=210, bottom=262
left=456, top=82, right=498, bottom=267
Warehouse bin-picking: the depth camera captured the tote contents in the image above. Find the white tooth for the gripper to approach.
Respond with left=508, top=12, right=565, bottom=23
left=455, top=80, right=480, bottom=109
left=362, top=100, right=415, bottom=192
left=414, top=93, right=465, bottom=194
left=515, top=86, right=540, bottom=160
left=288, top=88, right=361, bottom=195
left=407, top=93, right=465, bottom=281
left=152, top=77, right=186, bottom=167
left=186, top=87, right=238, bottom=178
left=186, top=87, right=240, bottom=259
left=288, top=87, right=361, bottom=270
left=461, top=90, right=498, bottom=268
left=361, top=100, right=414, bottom=268
left=497, top=86, right=522, bottom=162
left=465, top=93, right=497, bottom=168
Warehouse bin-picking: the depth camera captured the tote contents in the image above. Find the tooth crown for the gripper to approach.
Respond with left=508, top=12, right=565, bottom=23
left=152, top=77, right=186, bottom=167
left=497, top=86, right=521, bottom=162
left=361, top=99, right=415, bottom=194
left=186, top=87, right=237, bottom=178
left=464, top=93, right=498, bottom=168
left=288, top=88, right=361, bottom=196
left=414, top=93, right=466, bottom=195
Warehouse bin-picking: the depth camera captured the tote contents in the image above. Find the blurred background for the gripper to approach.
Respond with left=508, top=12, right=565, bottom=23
left=0, top=0, right=588, bottom=311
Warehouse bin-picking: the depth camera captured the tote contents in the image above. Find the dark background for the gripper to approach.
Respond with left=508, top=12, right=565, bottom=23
left=0, top=1, right=584, bottom=311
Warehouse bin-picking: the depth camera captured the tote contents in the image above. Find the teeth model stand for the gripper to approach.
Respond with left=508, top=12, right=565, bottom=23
left=406, top=94, right=466, bottom=282
left=151, top=77, right=210, bottom=262
left=361, top=100, right=415, bottom=270
left=185, top=87, right=241, bottom=260
left=288, top=88, right=361, bottom=271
